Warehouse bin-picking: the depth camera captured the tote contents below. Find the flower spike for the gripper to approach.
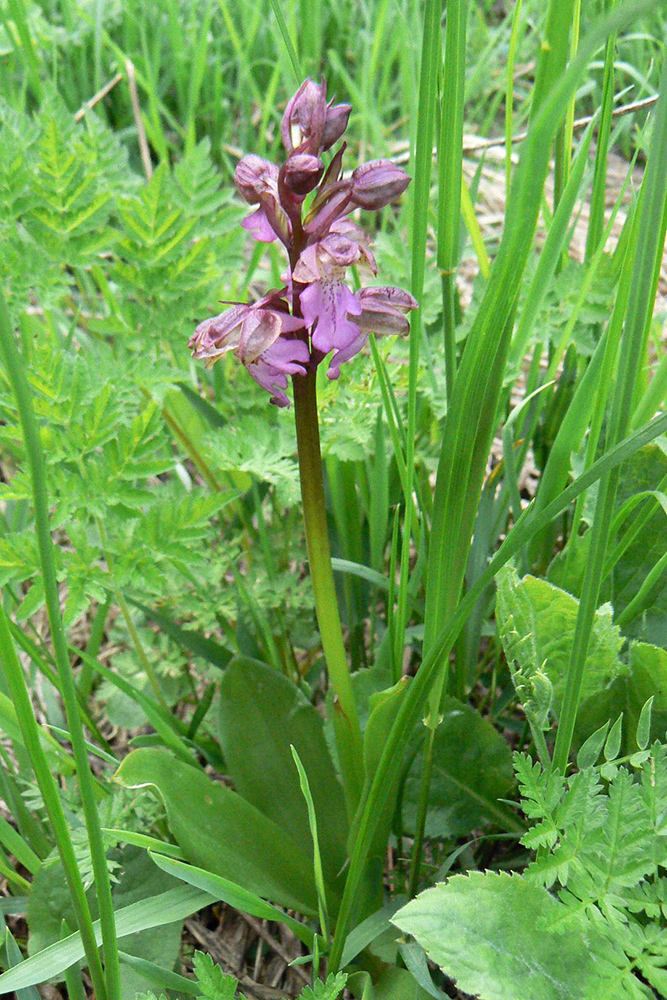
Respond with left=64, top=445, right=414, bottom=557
left=190, top=76, right=415, bottom=405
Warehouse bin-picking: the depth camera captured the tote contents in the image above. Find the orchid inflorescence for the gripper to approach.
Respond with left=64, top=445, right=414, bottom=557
left=189, top=77, right=417, bottom=406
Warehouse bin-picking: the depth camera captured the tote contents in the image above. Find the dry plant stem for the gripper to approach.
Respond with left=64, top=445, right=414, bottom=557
left=393, top=94, right=661, bottom=164
left=74, top=71, right=122, bottom=121
left=126, top=58, right=153, bottom=180
left=292, top=369, right=364, bottom=813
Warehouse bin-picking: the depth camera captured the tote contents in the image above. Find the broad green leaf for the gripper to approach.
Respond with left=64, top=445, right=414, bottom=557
left=114, top=748, right=318, bottom=915
left=552, top=442, right=667, bottom=647
left=496, top=564, right=625, bottom=715
left=217, top=657, right=347, bottom=894
left=392, top=873, right=618, bottom=1000
left=0, top=884, right=213, bottom=993
left=403, top=697, right=518, bottom=837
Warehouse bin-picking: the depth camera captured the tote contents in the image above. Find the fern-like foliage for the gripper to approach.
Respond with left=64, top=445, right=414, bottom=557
left=516, top=733, right=667, bottom=997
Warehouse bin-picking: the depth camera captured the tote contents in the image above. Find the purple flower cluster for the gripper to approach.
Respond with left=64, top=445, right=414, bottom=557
left=190, top=78, right=417, bottom=406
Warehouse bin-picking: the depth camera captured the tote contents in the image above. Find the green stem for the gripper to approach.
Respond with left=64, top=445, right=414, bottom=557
left=407, top=725, right=435, bottom=898
left=0, top=293, right=121, bottom=1000
left=0, top=337, right=107, bottom=1000
left=505, top=0, right=524, bottom=202
left=585, top=26, right=616, bottom=262
left=292, top=370, right=364, bottom=814
left=553, top=53, right=667, bottom=772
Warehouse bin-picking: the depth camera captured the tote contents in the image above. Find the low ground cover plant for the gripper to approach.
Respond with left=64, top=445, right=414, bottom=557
left=0, top=0, right=666, bottom=998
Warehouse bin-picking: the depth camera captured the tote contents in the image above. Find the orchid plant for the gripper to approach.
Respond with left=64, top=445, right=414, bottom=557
left=190, top=77, right=416, bottom=810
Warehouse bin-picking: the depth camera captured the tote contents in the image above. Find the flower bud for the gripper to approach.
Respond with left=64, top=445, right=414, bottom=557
left=321, top=102, right=352, bottom=151
left=282, top=153, right=325, bottom=196
left=234, top=155, right=278, bottom=204
left=281, top=78, right=327, bottom=154
left=351, top=159, right=411, bottom=210
left=354, top=286, right=417, bottom=336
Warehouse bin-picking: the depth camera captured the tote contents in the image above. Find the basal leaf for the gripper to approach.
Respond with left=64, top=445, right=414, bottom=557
left=114, top=748, right=318, bottom=916
left=576, top=642, right=667, bottom=753
left=217, top=657, right=348, bottom=897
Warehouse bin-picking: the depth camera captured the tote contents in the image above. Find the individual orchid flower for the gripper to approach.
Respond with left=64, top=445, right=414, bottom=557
left=281, top=77, right=351, bottom=156
left=293, top=235, right=416, bottom=380
left=191, top=76, right=414, bottom=406
left=189, top=291, right=307, bottom=406
left=234, top=155, right=289, bottom=244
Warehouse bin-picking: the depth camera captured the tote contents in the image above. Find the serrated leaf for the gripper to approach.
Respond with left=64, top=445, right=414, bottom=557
left=496, top=565, right=625, bottom=721
left=192, top=951, right=238, bottom=1000
left=297, top=972, right=348, bottom=1000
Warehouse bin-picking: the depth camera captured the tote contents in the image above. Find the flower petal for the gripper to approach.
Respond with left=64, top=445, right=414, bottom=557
left=235, top=155, right=279, bottom=204
left=357, top=286, right=418, bottom=311
left=241, top=206, right=279, bottom=243
left=189, top=305, right=248, bottom=358
left=351, top=159, right=411, bottom=210
left=353, top=286, right=417, bottom=336
left=249, top=361, right=291, bottom=407
left=301, top=278, right=362, bottom=354
left=322, top=102, right=352, bottom=151
left=238, top=310, right=282, bottom=364
left=281, top=78, right=327, bottom=155
left=262, top=337, right=310, bottom=373
left=327, top=330, right=368, bottom=380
